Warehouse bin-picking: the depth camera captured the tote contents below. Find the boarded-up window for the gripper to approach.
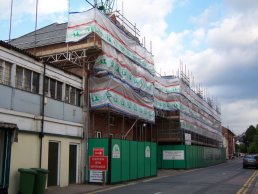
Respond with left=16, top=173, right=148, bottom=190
left=50, top=78, right=56, bottom=98
left=15, top=66, right=40, bottom=93
left=16, top=66, right=23, bottom=89
left=0, top=60, right=11, bottom=86
left=32, top=72, right=40, bottom=93
left=56, top=81, right=62, bottom=101
left=65, top=84, right=81, bottom=106
left=24, top=68, right=32, bottom=91
left=45, top=77, right=63, bottom=100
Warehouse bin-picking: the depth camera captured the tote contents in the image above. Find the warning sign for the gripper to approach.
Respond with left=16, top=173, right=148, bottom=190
left=93, top=148, right=104, bottom=156
left=89, top=156, right=108, bottom=171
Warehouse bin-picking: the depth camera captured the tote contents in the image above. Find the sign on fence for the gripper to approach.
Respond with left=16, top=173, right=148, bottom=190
left=89, top=170, right=103, bottom=183
left=163, top=150, right=185, bottom=160
left=89, top=156, right=108, bottom=171
left=89, top=147, right=108, bottom=183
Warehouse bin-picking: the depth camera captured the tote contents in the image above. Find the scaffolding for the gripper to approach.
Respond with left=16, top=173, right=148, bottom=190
left=9, top=5, right=223, bottom=147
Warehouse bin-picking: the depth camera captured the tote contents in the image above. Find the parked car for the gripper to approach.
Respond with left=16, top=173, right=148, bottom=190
left=243, top=155, right=258, bottom=168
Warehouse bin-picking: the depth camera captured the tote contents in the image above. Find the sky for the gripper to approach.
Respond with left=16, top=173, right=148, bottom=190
left=0, top=0, right=258, bottom=135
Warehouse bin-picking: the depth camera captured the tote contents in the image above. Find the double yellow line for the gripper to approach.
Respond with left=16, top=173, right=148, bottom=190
left=237, top=170, right=258, bottom=194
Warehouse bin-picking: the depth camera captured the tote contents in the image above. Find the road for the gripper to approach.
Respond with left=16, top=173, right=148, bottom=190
left=94, top=158, right=258, bottom=194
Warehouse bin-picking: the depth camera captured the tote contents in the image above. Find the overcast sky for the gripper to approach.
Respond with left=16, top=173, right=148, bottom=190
left=0, top=0, right=258, bottom=135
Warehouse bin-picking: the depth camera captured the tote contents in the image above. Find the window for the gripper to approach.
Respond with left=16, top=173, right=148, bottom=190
left=15, top=66, right=40, bottom=93
left=44, top=77, right=49, bottom=95
left=50, top=78, right=56, bottom=98
left=24, top=68, right=32, bottom=91
left=65, top=85, right=81, bottom=106
left=44, top=77, right=63, bottom=101
left=16, top=66, right=23, bottom=89
left=96, top=131, right=102, bottom=138
left=32, top=72, right=39, bottom=93
left=56, top=81, right=62, bottom=101
left=0, top=60, right=11, bottom=86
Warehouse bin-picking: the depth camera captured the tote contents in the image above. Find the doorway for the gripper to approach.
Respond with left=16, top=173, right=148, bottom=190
left=48, top=141, right=60, bottom=186
left=69, top=144, right=78, bottom=184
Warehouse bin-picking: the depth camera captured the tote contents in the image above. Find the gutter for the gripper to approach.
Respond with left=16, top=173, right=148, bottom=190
left=39, top=62, right=46, bottom=168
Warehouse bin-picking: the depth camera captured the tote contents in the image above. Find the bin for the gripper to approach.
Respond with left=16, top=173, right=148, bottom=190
left=31, top=168, right=49, bottom=194
left=18, top=168, right=37, bottom=194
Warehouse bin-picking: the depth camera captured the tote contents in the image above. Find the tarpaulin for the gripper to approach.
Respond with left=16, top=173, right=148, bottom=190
left=66, top=8, right=155, bottom=75
left=94, top=41, right=154, bottom=96
left=90, top=75, right=155, bottom=122
left=154, top=76, right=222, bottom=141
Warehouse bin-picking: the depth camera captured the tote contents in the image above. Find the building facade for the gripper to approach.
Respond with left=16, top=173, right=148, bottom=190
left=0, top=41, right=84, bottom=193
left=222, top=126, right=235, bottom=159
left=2, top=6, right=225, bottom=192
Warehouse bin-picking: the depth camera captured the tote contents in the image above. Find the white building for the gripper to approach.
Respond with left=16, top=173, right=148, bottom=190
left=0, top=41, right=84, bottom=194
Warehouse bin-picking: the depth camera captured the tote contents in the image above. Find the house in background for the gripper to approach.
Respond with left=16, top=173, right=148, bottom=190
left=222, top=126, right=236, bottom=159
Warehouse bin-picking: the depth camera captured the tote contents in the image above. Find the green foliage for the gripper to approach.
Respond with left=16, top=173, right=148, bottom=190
left=239, top=143, right=247, bottom=153
left=244, top=125, right=257, bottom=145
left=242, top=125, right=258, bottom=153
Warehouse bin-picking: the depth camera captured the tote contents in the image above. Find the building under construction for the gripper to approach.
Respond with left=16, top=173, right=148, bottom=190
left=10, top=6, right=222, bottom=146
left=1, top=2, right=225, bottom=190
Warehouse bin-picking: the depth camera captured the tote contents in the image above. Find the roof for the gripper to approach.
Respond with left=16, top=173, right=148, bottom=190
left=0, top=40, right=40, bottom=61
left=10, top=23, right=67, bottom=49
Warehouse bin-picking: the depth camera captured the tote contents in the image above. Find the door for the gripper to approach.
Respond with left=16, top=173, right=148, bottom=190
left=0, top=130, right=4, bottom=186
left=0, top=130, right=12, bottom=189
left=48, top=142, right=59, bottom=186
left=69, top=144, right=77, bottom=184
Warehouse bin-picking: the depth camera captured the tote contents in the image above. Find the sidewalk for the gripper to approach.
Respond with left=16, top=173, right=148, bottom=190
left=45, top=169, right=182, bottom=194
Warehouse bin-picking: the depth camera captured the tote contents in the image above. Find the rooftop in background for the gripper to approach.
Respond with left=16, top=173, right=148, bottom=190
left=9, top=7, right=142, bottom=51
left=10, top=23, right=67, bottom=50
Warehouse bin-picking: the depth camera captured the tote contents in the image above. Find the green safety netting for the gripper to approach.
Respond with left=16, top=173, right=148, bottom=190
left=66, top=8, right=155, bottom=75
left=90, top=76, right=155, bottom=122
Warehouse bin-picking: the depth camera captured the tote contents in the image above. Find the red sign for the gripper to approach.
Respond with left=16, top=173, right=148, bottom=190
left=89, top=156, right=108, bottom=171
left=93, top=148, right=104, bottom=156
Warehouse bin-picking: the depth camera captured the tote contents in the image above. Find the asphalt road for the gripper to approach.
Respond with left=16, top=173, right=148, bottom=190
left=95, top=158, right=258, bottom=194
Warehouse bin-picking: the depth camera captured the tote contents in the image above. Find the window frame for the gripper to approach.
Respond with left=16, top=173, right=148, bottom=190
left=44, top=76, right=63, bottom=101
left=0, top=60, right=11, bottom=86
left=65, top=84, right=81, bottom=106
left=96, top=131, right=102, bottom=138
left=15, top=65, right=40, bottom=94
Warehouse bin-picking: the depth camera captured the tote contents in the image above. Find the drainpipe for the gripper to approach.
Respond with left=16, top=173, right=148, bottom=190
left=39, top=62, right=46, bottom=168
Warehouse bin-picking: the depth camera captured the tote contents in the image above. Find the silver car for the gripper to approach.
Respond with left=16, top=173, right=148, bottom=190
left=243, top=155, right=258, bottom=168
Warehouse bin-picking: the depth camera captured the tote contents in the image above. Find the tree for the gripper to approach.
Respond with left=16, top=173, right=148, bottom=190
left=244, top=125, right=257, bottom=146
left=247, top=135, right=258, bottom=154
left=239, top=143, right=247, bottom=153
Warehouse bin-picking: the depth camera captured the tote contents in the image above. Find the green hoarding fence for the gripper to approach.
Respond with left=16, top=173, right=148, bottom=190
left=130, top=141, right=138, bottom=180
left=88, top=138, right=157, bottom=184
left=111, top=139, right=122, bottom=183
left=121, top=140, right=130, bottom=182
left=150, top=142, right=157, bottom=176
left=137, top=142, right=144, bottom=179
left=158, top=144, right=226, bottom=169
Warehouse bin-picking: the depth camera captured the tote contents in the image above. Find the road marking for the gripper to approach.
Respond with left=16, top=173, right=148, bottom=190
left=154, top=192, right=162, bottom=194
left=237, top=170, right=258, bottom=194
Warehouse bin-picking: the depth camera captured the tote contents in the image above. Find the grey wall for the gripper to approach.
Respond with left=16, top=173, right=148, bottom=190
left=0, top=84, right=82, bottom=123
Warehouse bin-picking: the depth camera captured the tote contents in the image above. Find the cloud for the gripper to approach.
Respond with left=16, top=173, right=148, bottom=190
left=222, top=99, right=258, bottom=134
left=120, top=0, right=258, bottom=134
left=1, top=0, right=257, bottom=134
left=0, top=0, right=68, bottom=20
left=119, top=0, right=175, bottom=39
left=225, top=0, right=258, bottom=12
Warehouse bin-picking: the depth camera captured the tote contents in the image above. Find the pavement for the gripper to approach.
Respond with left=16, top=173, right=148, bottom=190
left=45, top=169, right=186, bottom=194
